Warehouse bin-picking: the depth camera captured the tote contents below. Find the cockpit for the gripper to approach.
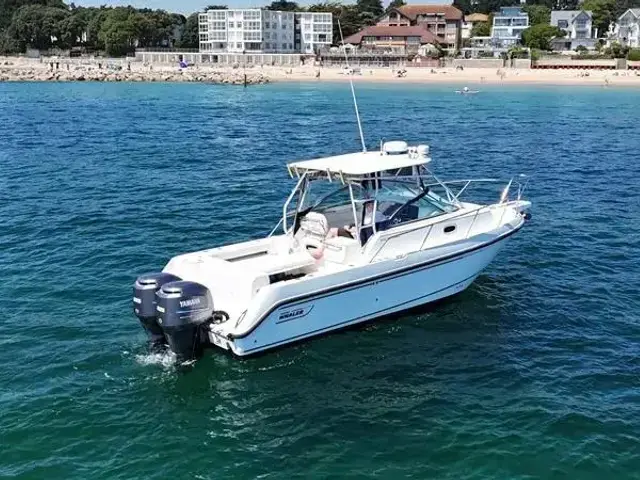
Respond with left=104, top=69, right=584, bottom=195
left=294, top=179, right=457, bottom=245
left=276, top=141, right=463, bottom=265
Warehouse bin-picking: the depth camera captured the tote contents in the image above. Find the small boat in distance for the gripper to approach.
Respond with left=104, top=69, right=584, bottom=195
left=456, top=87, right=480, bottom=94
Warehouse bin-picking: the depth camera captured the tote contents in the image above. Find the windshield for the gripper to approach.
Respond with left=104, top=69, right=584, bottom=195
left=290, top=178, right=458, bottom=238
left=375, top=181, right=458, bottom=226
left=299, top=183, right=364, bottom=230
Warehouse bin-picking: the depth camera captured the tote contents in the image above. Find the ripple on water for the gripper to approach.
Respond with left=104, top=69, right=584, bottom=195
left=0, top=83, right=639, bottom=480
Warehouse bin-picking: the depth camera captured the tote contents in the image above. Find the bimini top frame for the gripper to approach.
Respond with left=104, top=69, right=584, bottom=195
left=287, top=148, right=432, bottom=184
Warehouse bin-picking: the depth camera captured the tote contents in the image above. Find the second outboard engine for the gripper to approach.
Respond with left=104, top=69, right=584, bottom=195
left=133, top=272, right=181, bottom=350
left=156, top=281, right=214, bottom=361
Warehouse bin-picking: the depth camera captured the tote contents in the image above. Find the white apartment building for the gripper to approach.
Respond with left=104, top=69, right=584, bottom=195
left=463, top=7, right=528, bottom=57
left=296, top=12, right=333, bottom=54
left=491, top=6, right=529, bottom=47
left=198, top=9, right=333, bottom=54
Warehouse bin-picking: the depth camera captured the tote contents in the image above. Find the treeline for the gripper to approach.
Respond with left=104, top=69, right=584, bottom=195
left=0, top=0, right=402, bottom=56
left=2, top=0, right=639, bottom=56
left=0, top=0, right=199, bottom=55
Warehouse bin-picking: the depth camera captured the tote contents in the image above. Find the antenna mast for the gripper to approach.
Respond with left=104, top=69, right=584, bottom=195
left=337, top=19, right=366, bottom=152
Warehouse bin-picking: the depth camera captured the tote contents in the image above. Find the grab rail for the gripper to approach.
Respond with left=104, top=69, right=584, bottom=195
left=281, top=172, right=307, bottom=234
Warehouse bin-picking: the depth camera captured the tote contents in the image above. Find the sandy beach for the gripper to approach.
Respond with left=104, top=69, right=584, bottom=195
left=2, top=56, right=640, bottom=86
left=269, top=65, right=640, bottom=86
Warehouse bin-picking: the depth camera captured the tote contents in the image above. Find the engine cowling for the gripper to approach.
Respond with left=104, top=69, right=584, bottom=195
left=156, top=281, right=214, bottom=361
left=133, top=272, right=181, bottom=349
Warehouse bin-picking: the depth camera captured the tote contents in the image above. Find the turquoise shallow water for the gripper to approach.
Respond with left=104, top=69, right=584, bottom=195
left=1, top=82, right=639, bottom=479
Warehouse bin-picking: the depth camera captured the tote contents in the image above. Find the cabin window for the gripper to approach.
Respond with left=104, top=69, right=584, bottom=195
left=373, top=181, right=458, bottom=228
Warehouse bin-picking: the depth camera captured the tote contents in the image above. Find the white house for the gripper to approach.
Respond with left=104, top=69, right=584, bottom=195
left=550, top=10, right=597, bottom=51
left=461, top=7, right=528, bottom=57
left=198, top=8, right=332, bottom=54
left=609, top=8, right=640, bottom=47
left=491, top=6, right=529, bottom=48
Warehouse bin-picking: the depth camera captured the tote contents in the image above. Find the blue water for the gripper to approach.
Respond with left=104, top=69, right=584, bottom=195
left=1, top=82, right=639, bottom=479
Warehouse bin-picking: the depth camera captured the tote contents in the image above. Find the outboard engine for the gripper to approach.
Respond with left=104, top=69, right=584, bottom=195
left=156, top=281, right=214, bottom=361
left=133, top=272, right=181, bottom=350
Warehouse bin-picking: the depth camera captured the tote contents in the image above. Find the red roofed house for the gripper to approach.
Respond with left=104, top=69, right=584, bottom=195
left=343, top=25, right=440, bottom=55
left=374, top=4, right=463, bottom=53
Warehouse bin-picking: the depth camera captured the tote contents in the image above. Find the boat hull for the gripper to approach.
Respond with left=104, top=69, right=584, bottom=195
left=212, top=234, right=512, bottom=357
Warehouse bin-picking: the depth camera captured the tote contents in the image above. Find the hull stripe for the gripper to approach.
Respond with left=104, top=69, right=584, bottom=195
left=241, top=272, right=479, bottom=354
left=229, top=221, right=523, bottom=340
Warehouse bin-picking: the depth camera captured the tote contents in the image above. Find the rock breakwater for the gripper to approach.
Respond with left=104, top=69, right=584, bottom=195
left=0, top=62, right=269, bottom=84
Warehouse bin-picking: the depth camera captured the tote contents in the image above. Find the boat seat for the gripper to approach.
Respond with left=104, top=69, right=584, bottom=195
left=323, top=235, right=360, bottom=265
left=295, top=212, right=329, bottom=244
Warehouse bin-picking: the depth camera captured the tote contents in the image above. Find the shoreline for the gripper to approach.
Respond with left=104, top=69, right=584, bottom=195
left=2, top=57, right=640, bottom=87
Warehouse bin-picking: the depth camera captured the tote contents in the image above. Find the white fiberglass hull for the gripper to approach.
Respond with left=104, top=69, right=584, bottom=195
left=209, top=227, right=519, bottom=357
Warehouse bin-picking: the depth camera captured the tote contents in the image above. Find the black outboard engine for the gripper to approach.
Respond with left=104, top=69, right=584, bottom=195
left=156, top=281, right=214, bottom=361
left=133, top=272, right=181, bottom=350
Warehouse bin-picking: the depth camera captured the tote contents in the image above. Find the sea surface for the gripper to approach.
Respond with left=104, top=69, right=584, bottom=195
left=1, top=81, right=639, bottom=479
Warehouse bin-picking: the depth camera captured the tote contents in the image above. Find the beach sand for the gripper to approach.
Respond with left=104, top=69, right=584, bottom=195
left=268, top=65, right=640, bottom=87
left=2, top=56, right=640, bottom=86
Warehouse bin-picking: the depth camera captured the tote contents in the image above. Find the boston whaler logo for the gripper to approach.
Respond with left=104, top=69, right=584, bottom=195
left=277, top=305, right=314, bottom=323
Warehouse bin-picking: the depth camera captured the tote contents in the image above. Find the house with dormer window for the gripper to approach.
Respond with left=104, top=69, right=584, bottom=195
left=550, top=10, right=597, bottom=51
left=375, top=4, right=463, bottom=52
left=610, top=9, right=640, bottom=47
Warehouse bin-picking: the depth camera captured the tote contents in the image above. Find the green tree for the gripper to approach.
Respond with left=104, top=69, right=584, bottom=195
left=86, top=7, right=110, bottom=50
left=575, top=44, right=588, bottom=54
left=521, top=24, right=564, bottom=50
left=608, top=40, right=629, bottom=58
left=308, top=2, right=360, bottom=44
left=581, top=0, right=615, bottom=36
left=523, top=5, right=550, bottom=26
left=471, top=21, right=490, bottom=36
left=6, top=4, right=69, bottom=50
left=628, top=48, right=640, bottom=60
left=130, top=10, right=179, bottom=48
left=356, top=0, right=383, bottom=27
left=0, top=0, right=67, bottom=32
left=57, top=9, right=86, bottom=48
left=385, top=0, right=405, bottom=14
left=453, top=0, right=472, bottom=15
left=176, top=12, right=198, bottom=49
left=0, top=32, right=20, bottom=53
left=339, top=4, right=364, bottom=40
left=98, top=8, right=136, bottom=56
left=613, top=0, right=640, bottom=19
left=205, top=4, right=227, bottom=9
left=265, top=0, right=299, bottom=11
left=468, top=0, right=516, bottom=16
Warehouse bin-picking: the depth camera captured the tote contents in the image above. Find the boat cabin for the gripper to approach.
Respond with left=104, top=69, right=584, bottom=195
left=284, top=141, right=460, bottom=248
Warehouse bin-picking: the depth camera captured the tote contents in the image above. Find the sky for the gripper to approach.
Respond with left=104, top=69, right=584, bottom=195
left=73, top=0, right=451, bottom=15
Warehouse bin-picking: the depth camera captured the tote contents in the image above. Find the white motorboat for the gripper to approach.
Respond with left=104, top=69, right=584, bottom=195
left=133, top=140, right=531, bottom=359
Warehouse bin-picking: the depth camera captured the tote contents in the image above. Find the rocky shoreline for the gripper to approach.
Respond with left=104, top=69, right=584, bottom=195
left=0, top=63, right=270, bottom=84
